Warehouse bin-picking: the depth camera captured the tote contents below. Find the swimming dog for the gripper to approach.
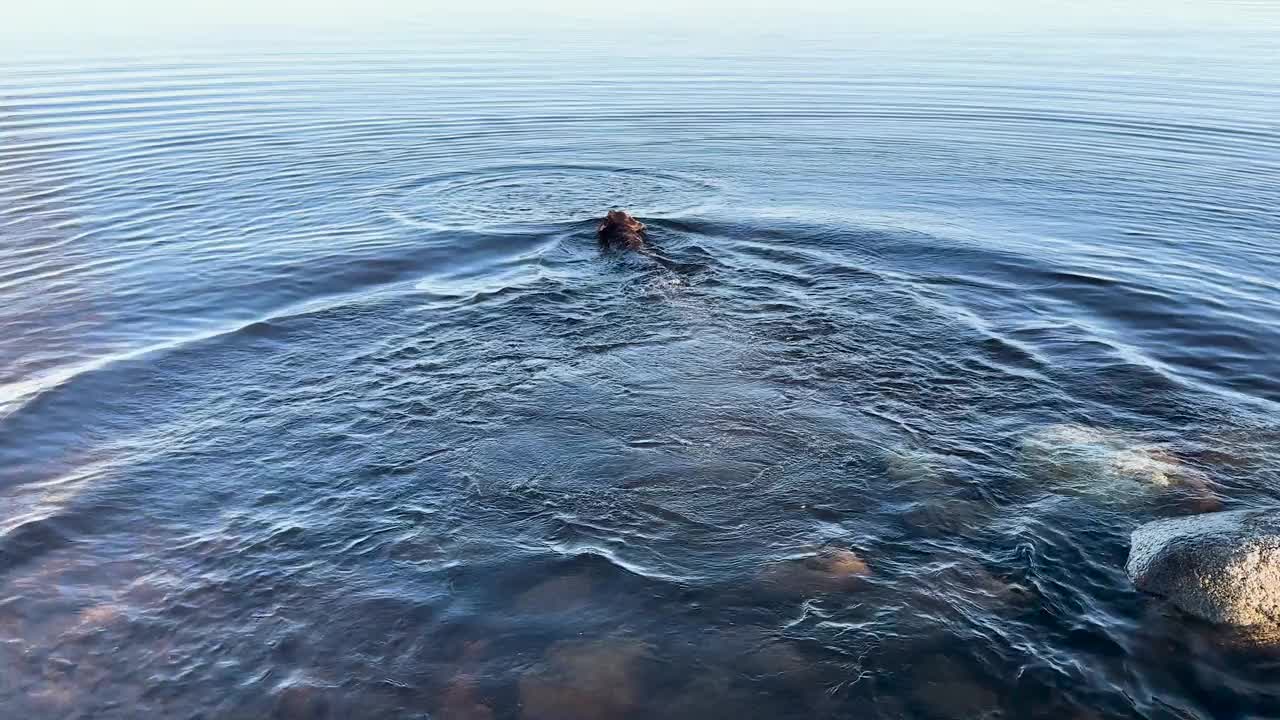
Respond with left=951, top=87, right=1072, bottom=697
left=596, top=210, right=647, bottom=251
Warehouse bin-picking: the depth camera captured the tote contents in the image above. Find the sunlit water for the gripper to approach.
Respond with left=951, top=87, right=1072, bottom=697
left=3, top=24, right=1280, bottom=720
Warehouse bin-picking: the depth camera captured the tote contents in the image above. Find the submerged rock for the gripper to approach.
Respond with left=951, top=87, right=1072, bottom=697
left=757, top=546, right=872, bottom=595
left=909, top=654, right=1001, bottom=720
left=272, top=682, right=333, bottom=720
left=512, top=573, right=595, bottom=614
left=1020, top=424, right=1217, bottom=506
left=519, top=639, right=651, bottom=720
left=439, top=674, right=494, bottom=720
left=706, top=627, right=816, bottom=682
left=1127, top=509, right=1280, bottom=627
left=885, top=447, right=962, bottom=487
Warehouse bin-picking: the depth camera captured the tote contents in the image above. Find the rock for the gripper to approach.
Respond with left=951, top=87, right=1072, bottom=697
left=707, top=627, right=815, bottom=682
left=519, top=639, right=651, bottom=720
left=915, top=557, right=1032, bottom=611
left=885, top=447, right=959, bottom=487
left=662, top=671, right=740, bottom=720
left=909, top=654, right=1001, bottom=719
left=756, top=547, right=872, bottom=596
left=1127, top=509, right=1280, bottom=627
left=815, top=547, right=871, bottom=577
left=513, top=573, right=595, bottom=614
left=1020, top=424, right=1214, bottom=504
left=43, top=656, right=77, bottom=676
left=75, top=603, right=123, bottom=628
left=439, top=674, right=494, bottom=720
left=273, top=682, right=332, bottom=720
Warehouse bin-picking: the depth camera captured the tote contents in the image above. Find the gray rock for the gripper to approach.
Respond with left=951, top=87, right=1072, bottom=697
left=1127, top=509, right=1280, bottom=627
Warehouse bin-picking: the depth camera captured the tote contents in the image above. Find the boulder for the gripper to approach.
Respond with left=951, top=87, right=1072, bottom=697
left=1127, top=509, right=1280, bottom=627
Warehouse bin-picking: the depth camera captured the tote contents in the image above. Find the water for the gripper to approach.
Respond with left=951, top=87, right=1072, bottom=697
left=3, top=17, right=1280, bottom=720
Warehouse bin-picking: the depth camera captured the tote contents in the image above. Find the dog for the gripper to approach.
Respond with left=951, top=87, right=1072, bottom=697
left=596, top=210, right=647, bottom=251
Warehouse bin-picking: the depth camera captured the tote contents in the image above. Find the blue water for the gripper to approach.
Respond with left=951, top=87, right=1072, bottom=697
left=2, top=22, right=1280, bottom=720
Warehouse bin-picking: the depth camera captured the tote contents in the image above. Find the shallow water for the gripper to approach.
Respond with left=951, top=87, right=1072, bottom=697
left=3, top=22, right=1280, bottom=720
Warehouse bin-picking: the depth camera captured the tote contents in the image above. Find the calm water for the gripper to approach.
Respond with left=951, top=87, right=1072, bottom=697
left=3, top=23, right=1280, bottom=720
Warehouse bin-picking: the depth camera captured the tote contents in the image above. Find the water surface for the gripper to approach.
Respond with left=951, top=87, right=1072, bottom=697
left=2, top=23, right=1280, bottom=720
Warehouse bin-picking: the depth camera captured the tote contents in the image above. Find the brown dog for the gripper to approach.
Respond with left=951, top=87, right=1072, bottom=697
left=596, top=210, right=646, bottom=251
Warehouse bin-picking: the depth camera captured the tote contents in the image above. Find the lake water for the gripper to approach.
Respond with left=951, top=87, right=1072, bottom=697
left=2, top=17, right=1280, bottom=720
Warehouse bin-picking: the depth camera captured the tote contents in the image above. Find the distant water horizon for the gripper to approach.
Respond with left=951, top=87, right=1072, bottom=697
left=2, top=11, right=1279, bottom=719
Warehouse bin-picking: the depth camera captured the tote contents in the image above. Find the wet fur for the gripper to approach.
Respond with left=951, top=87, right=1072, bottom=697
left=597, top=210, right=647, bottom=251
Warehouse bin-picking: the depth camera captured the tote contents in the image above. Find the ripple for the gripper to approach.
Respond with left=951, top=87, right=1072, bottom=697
left=377, top=163, right=722, bottom=232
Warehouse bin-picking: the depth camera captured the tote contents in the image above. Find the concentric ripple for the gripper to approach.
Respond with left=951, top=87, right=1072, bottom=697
left=378, top=163, right=722, bottom=232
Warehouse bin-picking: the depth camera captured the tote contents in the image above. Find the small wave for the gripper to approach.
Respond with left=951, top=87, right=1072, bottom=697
left=541, top=541, right=704, bottom=586
left=0, top=514, right=77, bottom=574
